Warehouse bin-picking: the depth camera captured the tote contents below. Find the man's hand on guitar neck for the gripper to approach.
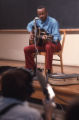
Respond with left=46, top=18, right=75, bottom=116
left=42, top=35, right=48, bottom=40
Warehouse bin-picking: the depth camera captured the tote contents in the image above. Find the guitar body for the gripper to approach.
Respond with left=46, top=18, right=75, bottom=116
left=29, top=27, right=53, bottom=46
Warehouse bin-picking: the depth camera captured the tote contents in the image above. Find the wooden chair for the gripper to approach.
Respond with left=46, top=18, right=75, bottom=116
left=39, top=30, right=66, bottom=74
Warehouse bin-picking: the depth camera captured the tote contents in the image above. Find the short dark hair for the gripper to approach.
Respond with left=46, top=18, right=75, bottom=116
left=1, top=68, right=34, bottom=101
left=37, top=5, right=47, bottom=11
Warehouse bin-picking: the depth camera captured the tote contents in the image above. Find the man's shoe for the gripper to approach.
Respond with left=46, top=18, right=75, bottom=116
left=48, top=69, right=51, bottom=74
left=46, top=69, right=51, bottom=75
left=37, top=68, right=43, bottom=72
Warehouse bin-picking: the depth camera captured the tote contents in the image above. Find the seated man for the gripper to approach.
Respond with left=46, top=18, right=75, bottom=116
left=24, top=5, right=61, bottom=74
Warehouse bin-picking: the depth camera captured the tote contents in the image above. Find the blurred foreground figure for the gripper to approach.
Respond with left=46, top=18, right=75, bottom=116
left=0, top=68, right=54, bottom=120
left=65, top=97, right=79, bottom=120
left=0, top=68, right=42, bottom=120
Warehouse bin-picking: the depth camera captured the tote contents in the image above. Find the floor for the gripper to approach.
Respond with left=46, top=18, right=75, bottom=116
left=0, top=59, right=79, bottom=74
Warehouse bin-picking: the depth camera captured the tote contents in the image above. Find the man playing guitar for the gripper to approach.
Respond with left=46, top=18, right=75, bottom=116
left=24, top=5, right=61, bottom=74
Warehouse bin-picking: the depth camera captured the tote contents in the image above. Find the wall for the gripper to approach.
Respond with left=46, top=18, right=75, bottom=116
left=0, top=31, right=29, bottom=61
left=0, top=30, right=79, bottom=66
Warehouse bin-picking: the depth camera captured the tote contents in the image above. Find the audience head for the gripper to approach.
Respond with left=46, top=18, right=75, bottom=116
left=1, top=68, right=34, bottom=101
left=65, top=97, right=79, bottom=120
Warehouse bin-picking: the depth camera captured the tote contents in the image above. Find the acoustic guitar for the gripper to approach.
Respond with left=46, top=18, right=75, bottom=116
left=29, top=27, right=53, bottom=46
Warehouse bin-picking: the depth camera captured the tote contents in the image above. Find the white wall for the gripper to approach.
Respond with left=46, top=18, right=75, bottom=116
left=0, top=30, right=79, bottom=66
left=63, top=34, right=79, bottom=66
left=0, top=32, right=29, bottom=61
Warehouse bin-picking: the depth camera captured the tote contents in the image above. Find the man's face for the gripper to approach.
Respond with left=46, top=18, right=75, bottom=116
left=37, top=8, right=48, bottom=22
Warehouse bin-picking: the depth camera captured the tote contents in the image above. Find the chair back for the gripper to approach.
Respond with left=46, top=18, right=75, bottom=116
left=60, top=30, right=66, bottom=53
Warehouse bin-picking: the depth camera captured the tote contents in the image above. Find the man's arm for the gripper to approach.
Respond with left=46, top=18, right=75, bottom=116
left=27, top=20, right=34, bottom=32
left=51, top=20, right=61, bottom=43
left=26, top=21, right=35, bottom=44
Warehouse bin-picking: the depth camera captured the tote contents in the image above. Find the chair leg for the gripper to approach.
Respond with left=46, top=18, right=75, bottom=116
left=51, top=62, right=53, bottom=73
left=60, top=56, right=64, bottom=73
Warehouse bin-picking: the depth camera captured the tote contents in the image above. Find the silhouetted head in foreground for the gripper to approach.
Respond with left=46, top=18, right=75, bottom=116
left=1, top=68, right=34, bottom=101
left=65, top=97, right=79, bottom=120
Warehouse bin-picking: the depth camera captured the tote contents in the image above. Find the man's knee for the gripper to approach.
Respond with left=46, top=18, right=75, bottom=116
left=24, top=47, right=26, bottom=53
left=24, top=47, right=28, bottom=53
left=45, top=44, right=51, bottom=50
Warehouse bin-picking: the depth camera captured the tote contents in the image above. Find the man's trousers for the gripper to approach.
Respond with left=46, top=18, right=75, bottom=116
left=24, top=41, right=61, bottom=70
